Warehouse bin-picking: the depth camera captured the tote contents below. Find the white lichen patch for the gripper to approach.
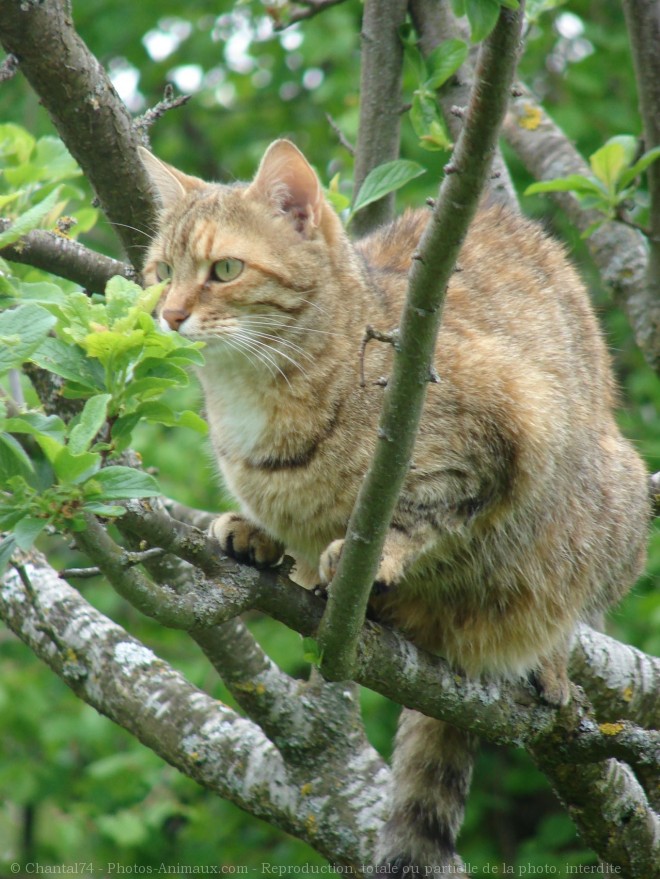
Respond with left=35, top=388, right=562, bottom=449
left=1, top=568, right=28, bottom=603
left=114, top=640, right=157, bottom=669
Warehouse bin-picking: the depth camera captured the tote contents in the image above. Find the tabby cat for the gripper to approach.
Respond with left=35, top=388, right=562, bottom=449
left=140, top=140, right=649, bottom=870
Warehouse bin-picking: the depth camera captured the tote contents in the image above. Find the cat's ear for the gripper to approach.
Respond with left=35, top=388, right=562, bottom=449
left=247, top=140, right=323, bottom=236
left=138, top=146, right=203, bottom=211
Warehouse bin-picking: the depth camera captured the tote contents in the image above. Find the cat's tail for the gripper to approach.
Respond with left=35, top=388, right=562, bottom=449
left=375, top=711, right=478, bottom=872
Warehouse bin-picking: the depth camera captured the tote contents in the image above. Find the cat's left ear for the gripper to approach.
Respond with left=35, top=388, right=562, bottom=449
left=138, top=146, right=203, bottom=211
left=247, top=140, right=323, bottom=237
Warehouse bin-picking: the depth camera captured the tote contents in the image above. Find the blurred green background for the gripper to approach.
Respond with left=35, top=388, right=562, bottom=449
left=1, top=0, right=659, bottom=873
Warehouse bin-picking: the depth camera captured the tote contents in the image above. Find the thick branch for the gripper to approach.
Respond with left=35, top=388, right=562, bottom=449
left=503, top=86, right=660, bottom=369
left=0, top=0, right=155, bottom=266
left=117, top=501, right=660, bottom=762
left=622, top=0, right=660, bottom=301
left=0, top=552, right=386, bottom=870
left=409, top=0, right=519, bottom=210
left=0, top=223, right=135, bottom=294
left=317, top=4, right=525, bottom=682
left=351, top=0, right=408, bottom=236
left=531, top=755, right=660, bottom=877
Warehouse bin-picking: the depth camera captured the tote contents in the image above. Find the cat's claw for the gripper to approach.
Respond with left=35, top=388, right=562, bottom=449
left=209, top=513, right=284, bottom=568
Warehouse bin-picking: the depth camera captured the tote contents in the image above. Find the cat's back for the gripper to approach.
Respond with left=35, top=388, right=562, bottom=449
left=357, top=204, right=614, bottom=415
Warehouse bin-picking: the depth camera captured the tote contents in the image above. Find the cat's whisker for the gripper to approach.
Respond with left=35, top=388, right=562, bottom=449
left=245, top=330, right=315, bottom=364
left=107, top=220, right=158, bottom=242
left=220, top=333, right=272, bottom=378
left=233, top=330, right=293, bottom=387
left=237, top=316, right=343, bottom=339
left=241, top=332, right=306, bottom=380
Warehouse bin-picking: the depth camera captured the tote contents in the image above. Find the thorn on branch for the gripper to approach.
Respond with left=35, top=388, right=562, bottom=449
left=0, top=54, right=19, bottom=83
left=359, top=324, right=399, bottom=388
left=273, top=0, right=348, bottom=29
left=428, top=365, right=441, bottom=384
left=325, top=113, right=355, bottom=156
left=60, top=547, right=166, bottom=579
left=134, top=86, right=192, bottom=142
left=444, top=162, right=459, bottom=175
left=426, top=197, right=436, bottom=209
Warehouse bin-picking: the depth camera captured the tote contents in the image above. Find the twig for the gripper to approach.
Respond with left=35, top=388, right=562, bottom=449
left=134, top=85, right=192, bottom=142
left=325, top=113, right=355, bottom=156
left=358, top=324, right=399, bottom=387
left=0, top=52, right=18, bottom=82
left=275, top=0, right=348, bottom=28
left=316, top=3, right=526, bottom=683
left=60, top=546, right=166, bottom=579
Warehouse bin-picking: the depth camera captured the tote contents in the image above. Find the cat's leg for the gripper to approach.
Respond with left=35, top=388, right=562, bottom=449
left=319, top=521, right=437, bottom=590
left=209, top=512, right=284, bottom=567
left=375, top=711, right=478, bottom=871
left=529, top=638, right=572, bottom=707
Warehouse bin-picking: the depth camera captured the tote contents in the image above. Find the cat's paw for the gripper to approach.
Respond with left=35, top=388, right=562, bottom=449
left=209, top=513, right=284, bottom=568
left=318, top=538, right=399, bottom=594
left=529, top=656, right=571, bottom=708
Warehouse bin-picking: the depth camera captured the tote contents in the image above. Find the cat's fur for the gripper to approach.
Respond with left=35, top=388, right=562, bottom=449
left=140, top=140, right=649, bottom=869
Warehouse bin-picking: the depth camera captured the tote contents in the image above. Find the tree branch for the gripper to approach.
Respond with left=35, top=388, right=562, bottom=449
left=350, top=0, right=408, bottom=236
left=503, top=85, right=660, bottom=370
left=317, top=3, right=525, bottom=682
left=409, top=0, right=520, bottom=210
left=0, top=223, right=136, bottom=294
left=0, top=0, right=155, bottom=266
left=116, top=501, right=660, bottom=762
left=0, top=551, right=387, bottom=871
left=622, top=0, right=660, bottom=300
left=276, top=0, right=349, bottom=28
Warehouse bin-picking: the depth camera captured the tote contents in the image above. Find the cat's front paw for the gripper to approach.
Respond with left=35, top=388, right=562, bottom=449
left=209, top=513, right=284, bottom=568
left=318, top=538, right=399, bottom=594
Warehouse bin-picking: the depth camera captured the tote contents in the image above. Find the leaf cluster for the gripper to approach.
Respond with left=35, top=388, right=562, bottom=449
left=0, top=150, right=208, bottom=570
left=525, top=135, right=660, bottom=236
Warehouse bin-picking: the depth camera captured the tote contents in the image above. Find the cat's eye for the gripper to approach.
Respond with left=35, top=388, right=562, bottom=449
left=212, top=258, right=244, bottom=283
left=156, top=261, right=172, bottom=282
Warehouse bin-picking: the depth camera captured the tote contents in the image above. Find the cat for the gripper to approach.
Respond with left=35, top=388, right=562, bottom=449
left=139, top=139, right=650, bottom=870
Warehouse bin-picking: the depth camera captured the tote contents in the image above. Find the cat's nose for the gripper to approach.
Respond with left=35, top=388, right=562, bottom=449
left=162, top=307, right=191, bottom=331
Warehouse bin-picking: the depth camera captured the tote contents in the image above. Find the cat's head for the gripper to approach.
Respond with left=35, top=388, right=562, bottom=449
left=140, top=140, right=346, bottom=372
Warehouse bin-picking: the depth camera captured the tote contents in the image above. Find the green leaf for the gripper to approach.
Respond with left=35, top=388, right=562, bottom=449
left=302, top=636, right=324, bottom=666
left=4, top=413, right=67, bottom=443
left=82, top=501, right=126, bottom=517
left=0, top=187, right=64, bottom=248
left=618, top=146, right=660, bottom=189
left=0, top=123, right=35, bottom=164
left=465, top=0, right=501, bottom=42
left=425, top=40, right=468, bottom=90
left=0, top=304, right=57, bottom=374
left=0, top=534, right=17, bottom=577
left=29, top=337, right=104, bottom=390
left=67, top=394, right=111, bottom=455
left=351, top=160, right=426, bottom=217
left=13, top=516, right=48, bottom=551
left=83, top=466, right=160, bottom=500
left=52, top=447, right=101, bottom=485
left=589, top=136, right=637, bottom=193
left=0, top=432, right=34, bottom=482
left=524, top=175, right=606, bottom=196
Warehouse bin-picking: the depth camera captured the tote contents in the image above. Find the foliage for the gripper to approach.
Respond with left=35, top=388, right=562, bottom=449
left=525, top=134, right=660, bottom=236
